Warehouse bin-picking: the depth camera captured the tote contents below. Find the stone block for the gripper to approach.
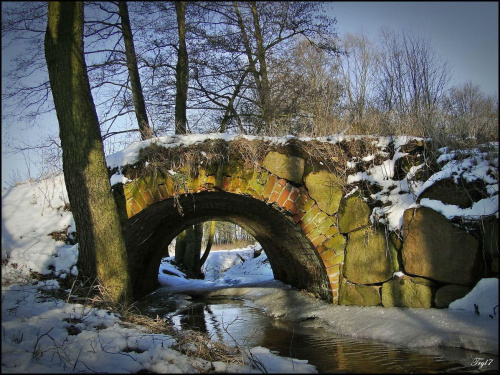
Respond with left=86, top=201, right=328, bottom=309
left=381, top=277, right=434, bottom=308
left=434, top=284, right=472, bottom=308
left=389, top=242, right=400, bottom=273
left=304, top=171, right=343, bottom=215
left=344, top=227, right=393, bottom=284
left=263, top=151, right=305, bottom=184
left=418, top=178, right=487, bottom=209
left=483, top=219, right=499, bottom=261
left=338, top=191, right=371, bottom=233
left=339, top=281, right=381, bottom=306
left=401, top=207, right=480, bottom=285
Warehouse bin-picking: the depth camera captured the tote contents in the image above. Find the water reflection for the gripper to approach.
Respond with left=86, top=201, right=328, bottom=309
left=138, top=294, right=498, bottom=373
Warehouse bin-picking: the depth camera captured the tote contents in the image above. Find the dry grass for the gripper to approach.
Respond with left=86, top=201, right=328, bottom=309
left=172, top=329, right=243, bottom=366
left=123, top=132, right=396, bottom=187
left=31, top=271, right=247, bottom=368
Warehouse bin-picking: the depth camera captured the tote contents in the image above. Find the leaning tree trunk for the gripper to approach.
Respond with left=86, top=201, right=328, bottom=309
left=44, top=1, right=132, bottom=305
left=118, top=1, right=153, bottom=140
left=200, top=221, right=216, bottom=268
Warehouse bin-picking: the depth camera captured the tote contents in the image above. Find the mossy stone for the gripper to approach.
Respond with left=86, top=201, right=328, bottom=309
left=411, top=276, right=438, bottom=287
left=304, top=170, right=343, bottom=215
left=389, top=243, right=400, bottom=273
left=381, top=277, right=434, bottom=308
left=338, top=191, right=371, bottom=233
left=344, top=227, right=393, bottom=284
left=339, top=280, right=381, bottom=306
left=263, top=151, right=305, bottom=184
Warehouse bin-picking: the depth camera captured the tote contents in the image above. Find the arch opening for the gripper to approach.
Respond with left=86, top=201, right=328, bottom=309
left=161, top=220, right=265, bottom=284
left=123, top=191, right=332, bottom=302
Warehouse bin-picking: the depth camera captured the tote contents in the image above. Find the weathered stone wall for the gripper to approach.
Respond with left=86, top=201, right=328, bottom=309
left=113, top=138, right=498, bottom=307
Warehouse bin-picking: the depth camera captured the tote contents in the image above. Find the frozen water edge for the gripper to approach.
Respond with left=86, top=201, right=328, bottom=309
left=185, top=282, right=499, bottom=356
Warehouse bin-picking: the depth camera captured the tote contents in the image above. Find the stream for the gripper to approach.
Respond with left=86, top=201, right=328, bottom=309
left=136, top=288, right=498, bottom=373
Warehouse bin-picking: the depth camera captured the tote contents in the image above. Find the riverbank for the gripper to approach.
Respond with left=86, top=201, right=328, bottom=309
left=156, top=247, right=498, bottom=356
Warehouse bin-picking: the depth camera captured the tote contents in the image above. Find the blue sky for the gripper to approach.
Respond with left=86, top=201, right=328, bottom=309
left=328, top=1, right=499, bottom=96
left=1, top=1, right=499, bottom=189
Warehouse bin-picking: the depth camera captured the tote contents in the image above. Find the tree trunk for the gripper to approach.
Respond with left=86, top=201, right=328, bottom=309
left=175, top=229, right=187, bottom=264
left=250, top=1, right=272, bottom=129
left=233, top=1, right=271, bottom=133
left=175, top=224, right=203, bottom=277
left=220, top=69, right=249, bottom=133
left=183, top=223, right=203, bottom=276
left=200, top=221, right=216, bottom=268
left=118, top=1, right=153, bottom=140
left=44, top=1, right=131, bottom=305
left=175, top=1, right=188, bottom=134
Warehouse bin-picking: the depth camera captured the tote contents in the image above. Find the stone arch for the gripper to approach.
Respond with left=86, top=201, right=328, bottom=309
left=122, top=192, right=332, bottom=301
left=114, top=144, right=348, bottom=303
left=110, top=136, right=497, bottom=308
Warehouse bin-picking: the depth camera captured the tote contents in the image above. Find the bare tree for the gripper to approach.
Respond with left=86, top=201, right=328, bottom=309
left=338, top=32, right=376, bottom=123
left=187, top=1, right=338, bottom=134
left=268, top=38, right=343, bottom=136
left=2, top=2, right=54, bottom=131
left=374, top=28, right=450, bottom=134
left=442, top=82, right=499, bottom=140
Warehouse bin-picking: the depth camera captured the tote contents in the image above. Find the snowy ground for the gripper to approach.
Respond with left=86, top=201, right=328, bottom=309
left=2, top=135, right=499, bottom=373
left=2, top=178, right=315, bottom=373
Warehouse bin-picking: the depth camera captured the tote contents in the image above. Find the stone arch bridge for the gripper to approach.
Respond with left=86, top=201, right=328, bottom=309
left=110, top=136, right=495, bottom=307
